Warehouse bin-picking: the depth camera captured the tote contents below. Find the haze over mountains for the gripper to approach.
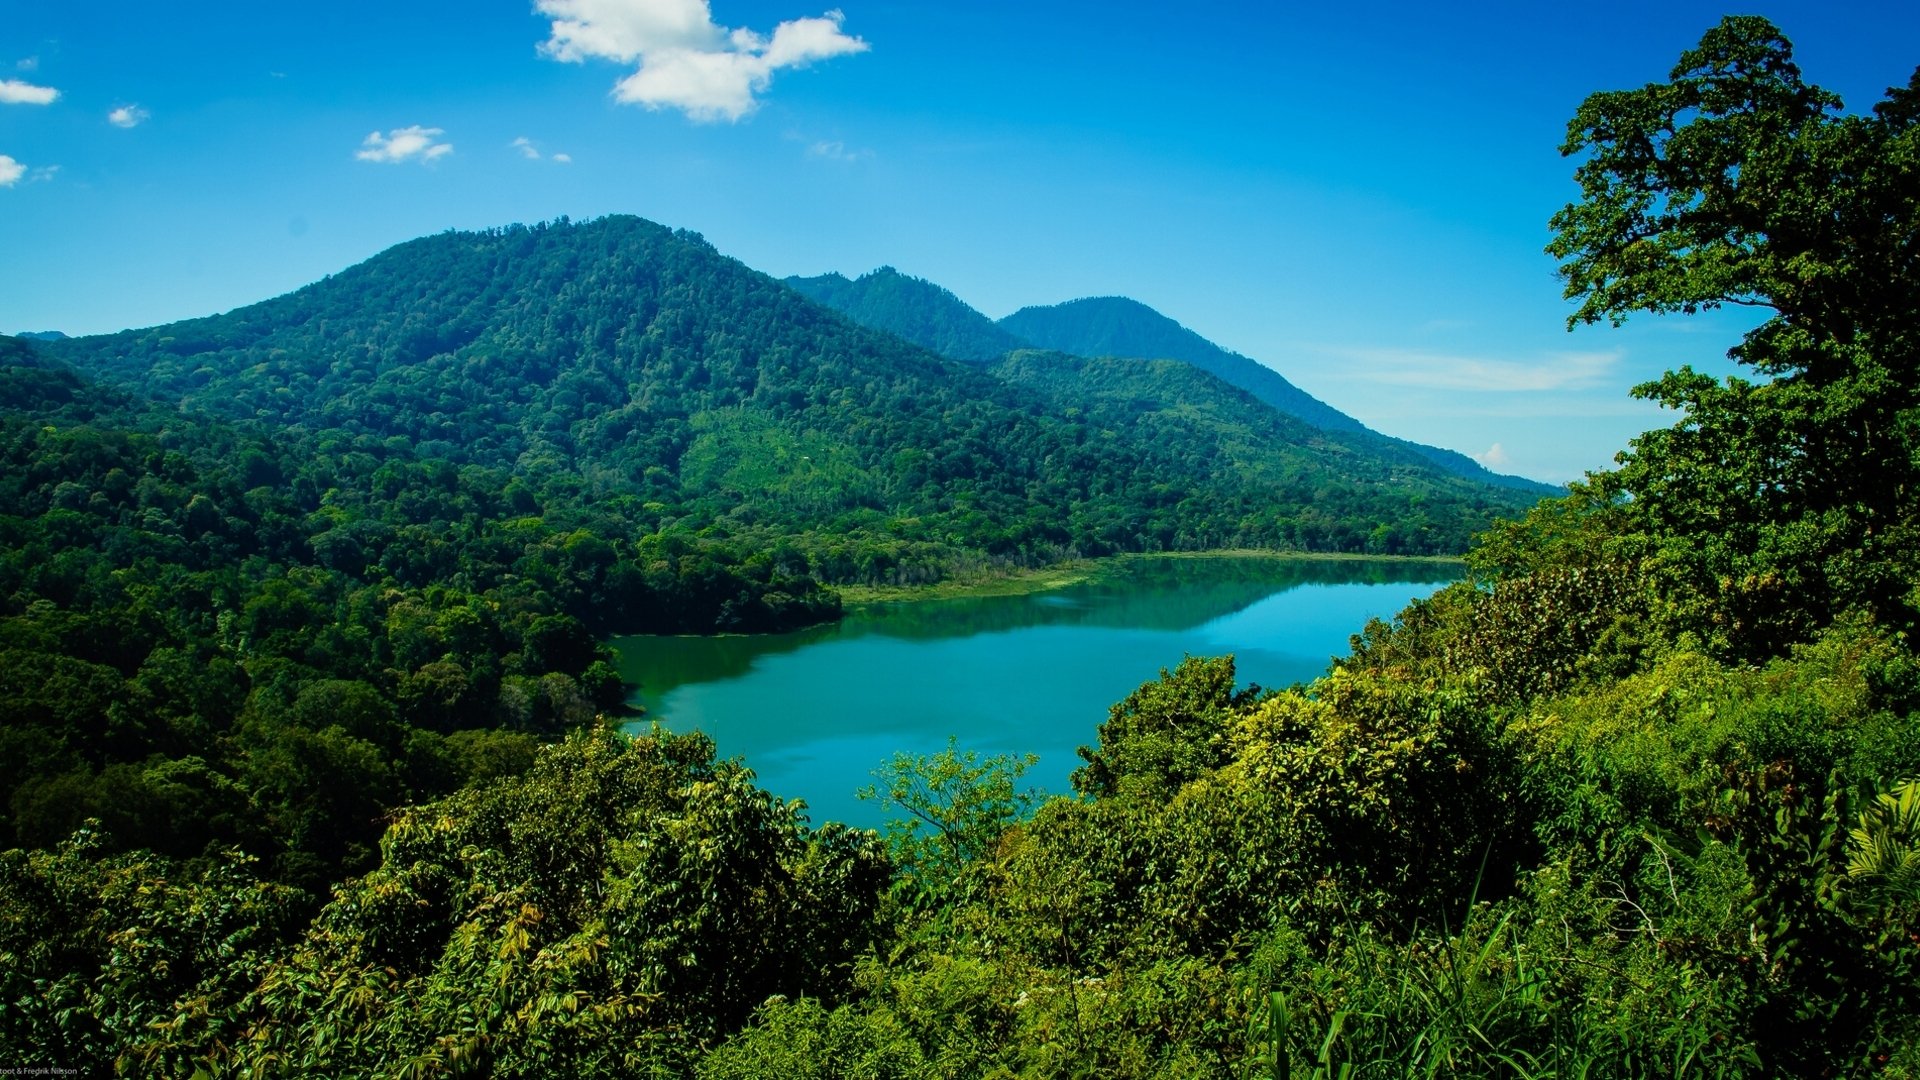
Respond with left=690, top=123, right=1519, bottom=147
left=786, top=267, right=1556, bottom=493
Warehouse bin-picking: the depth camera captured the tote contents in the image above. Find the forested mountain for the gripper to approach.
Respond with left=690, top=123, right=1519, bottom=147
left=788, top=269, right=1557, bottom=493
left=1002, top=295, right=1364, bottom=433
left=1005, top=296, right=1556, bottom=492
left=43, top=215, right=1531, bottom=562
left=989, top=349, right=1465, bottom=554
left=783, top=267, right=1026, bottom=363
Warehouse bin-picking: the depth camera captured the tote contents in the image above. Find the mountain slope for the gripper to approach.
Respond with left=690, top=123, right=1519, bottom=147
left=783, top=267, right=1025, bottom=363
left=991, top=349, right=1481, bottom=551
left=1001, top=296, right=1365, bottom=433
left=45, top=215, right=1533, bottom=563
left=1002, top=297, right=1555, bottom=493
left=791, top=275, right=1555, bottom=494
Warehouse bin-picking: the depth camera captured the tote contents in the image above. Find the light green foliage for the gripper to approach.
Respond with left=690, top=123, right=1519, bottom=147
left=1073, top=655, right=1259, bottom=800
left=679, top=407, right=883, bottom=517
left=220, top=728, right=890, bottom=1076
left=861, top=737, right=1037, bottom=890
left=1847, top=777, right=1920, bottom=916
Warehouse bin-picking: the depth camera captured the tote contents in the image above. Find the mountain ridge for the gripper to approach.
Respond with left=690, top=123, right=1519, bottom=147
left=1000, top=295, right=1365, bottom=434
left=43, top=214, right=1538, bottom=566
left=784, top=268, right=1025, bottom=363
left=788, top=269, right=1555, bottom=493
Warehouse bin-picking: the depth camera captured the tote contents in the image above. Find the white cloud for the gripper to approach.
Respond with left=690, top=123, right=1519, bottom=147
left=108, top=104, right=150, bottom=128
left=0, top=78, right=58, bottom=105
left=536, top=0, right=868, bottom=122
left=0, top=155, right=23, bottom=187
left=1472, top=443, right=1511, bottom=469
left=512, top=136, right=573, bottom=162
left=1322, top=346, right=1622, bottom=393
left=356, top=125, right=452, bottom=164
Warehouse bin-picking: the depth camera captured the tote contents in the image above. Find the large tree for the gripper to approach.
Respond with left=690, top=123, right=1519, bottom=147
left=1548, top=16, right=1920, bottom=657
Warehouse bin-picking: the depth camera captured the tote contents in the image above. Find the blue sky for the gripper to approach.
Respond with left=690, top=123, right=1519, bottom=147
left=3, top=1, right=1915, bottom=482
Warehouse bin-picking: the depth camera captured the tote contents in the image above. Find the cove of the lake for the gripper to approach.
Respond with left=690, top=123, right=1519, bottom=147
left=610, top=556, right=1461, bottom=828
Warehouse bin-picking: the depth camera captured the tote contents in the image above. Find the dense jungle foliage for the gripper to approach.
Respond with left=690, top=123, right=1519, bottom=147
left=0, top=337, right=836, bottom=894
left=3, top=15, right=1917, bottom=1077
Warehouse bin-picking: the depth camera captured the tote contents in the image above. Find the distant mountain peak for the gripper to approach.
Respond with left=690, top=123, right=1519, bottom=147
left=999, top=297, right=1556, bottom=493
left=1000, top=296, right=1365, bottom=435
left=784, top=267, right=1027, bottom=364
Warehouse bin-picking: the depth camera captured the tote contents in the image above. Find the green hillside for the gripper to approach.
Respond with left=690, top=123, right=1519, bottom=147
left=1002, top=294, right=1364, bottom=432
left=786, top=269, right=1557, bottom=493
left=1004, top=296, right=1559, bottom=493
left=783, top=267, right=1027, bottom=363
left=46, top=215, right=1532, bottom=563
left=991, top=349, right=1469, bottom=552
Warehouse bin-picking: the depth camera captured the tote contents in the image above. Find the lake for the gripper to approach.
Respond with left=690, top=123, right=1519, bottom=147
left=610, top=556, right=1461, bottom=828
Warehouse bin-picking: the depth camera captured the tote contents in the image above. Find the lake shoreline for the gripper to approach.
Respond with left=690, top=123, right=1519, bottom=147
left=837, top=549, right=1467, bottom=607
left=610, top=556, right=1464, bottom=828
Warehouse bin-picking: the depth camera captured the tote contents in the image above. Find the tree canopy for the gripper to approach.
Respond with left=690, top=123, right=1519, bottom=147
left=1547, top=14, right=1920, bottom=658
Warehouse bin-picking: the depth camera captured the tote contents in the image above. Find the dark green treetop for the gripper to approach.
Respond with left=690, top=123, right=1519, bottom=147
left=1548, top=15, right=1920, bottom=657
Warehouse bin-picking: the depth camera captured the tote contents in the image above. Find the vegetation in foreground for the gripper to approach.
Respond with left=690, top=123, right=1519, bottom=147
left=2, top=15, right=1918, bottom=1077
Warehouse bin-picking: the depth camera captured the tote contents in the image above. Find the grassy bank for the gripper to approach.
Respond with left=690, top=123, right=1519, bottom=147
left=837, top=549, right=1465, bottom=606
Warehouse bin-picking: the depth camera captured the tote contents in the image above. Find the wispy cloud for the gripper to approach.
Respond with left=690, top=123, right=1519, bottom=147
left=356, top=125, right=452, bottom=164
left=806, top=139, right=868, bottom=162
left=0, top=155, right=23, bottom=187
left=27, top=164, right=58, bottom=183
left=107, top=104, right=150, bottom=128
left=1318, top=345, right=1622, bottom=393
left=16, top=57, right=38, bottom=72
left=0, top=78, right=58, bottom=105
left=536, top=0, right=869, bottom=122
left=511, top=136, right=573, bottom=162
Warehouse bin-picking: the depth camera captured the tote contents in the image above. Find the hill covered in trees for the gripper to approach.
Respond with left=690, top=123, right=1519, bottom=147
left=7, top=16, right=1913, bottom=1075
left=789, top=267, right=1556, bottom=493
left=1001, top=294, right=1365, bottom=433
left=43, top=215, right=1532, bottom=563
left=783, top=267, right=1027, bottom=363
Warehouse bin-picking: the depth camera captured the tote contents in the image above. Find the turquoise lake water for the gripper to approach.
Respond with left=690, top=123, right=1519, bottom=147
left=610, top=557, right=1460, bottom=828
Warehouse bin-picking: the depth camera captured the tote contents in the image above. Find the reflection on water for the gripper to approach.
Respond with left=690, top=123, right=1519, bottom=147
left=611, top=557, right=1459, bottom=828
